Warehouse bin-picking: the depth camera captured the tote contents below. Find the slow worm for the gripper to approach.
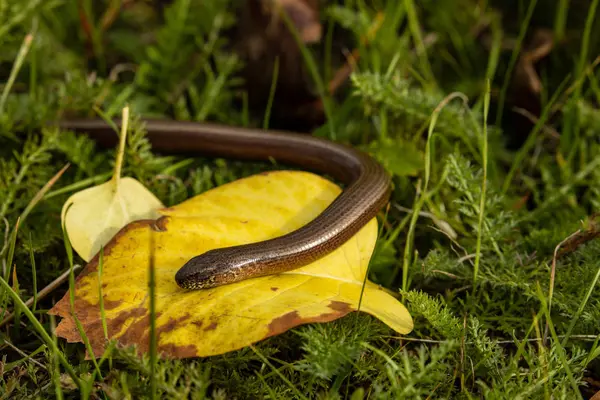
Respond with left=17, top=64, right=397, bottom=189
left=57, top=119, right=391, bottom=290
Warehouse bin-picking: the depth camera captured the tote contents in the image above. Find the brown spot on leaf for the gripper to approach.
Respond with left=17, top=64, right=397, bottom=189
left=268, top=311, right=302, bottom=336
left=113, top=310, right=167, bottom=355
left=108, top=307, right=149, bottom=340
left=328, top=301, right=352, bottom=313
left=271, top=287, right=279, bottom=292
left=191, top=320, right=203, bottom=329
left=158, top=343, right=198, bottom=359
left=102, top=298, right=123, bottom=311
left=204, top=322, right=218, bottom=331
left=156, top=314, right=191, bottom=335
left=266, top=302, right=355, bottom=337
left=152, top=216, right=169, bottom=232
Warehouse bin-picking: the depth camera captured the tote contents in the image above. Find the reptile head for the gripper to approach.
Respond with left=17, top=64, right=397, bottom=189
left=175, top=248, right=253, bottom=290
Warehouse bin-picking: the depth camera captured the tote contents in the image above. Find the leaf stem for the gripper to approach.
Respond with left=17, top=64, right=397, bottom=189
left=112, top=106, right=130, bottom=187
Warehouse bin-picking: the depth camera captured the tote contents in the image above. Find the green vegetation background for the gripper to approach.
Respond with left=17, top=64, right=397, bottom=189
left=1, top=0, right=600, bottom=398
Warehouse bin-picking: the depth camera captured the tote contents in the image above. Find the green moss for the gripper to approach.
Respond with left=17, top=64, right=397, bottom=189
left=2, top=0, right=600, bottom=398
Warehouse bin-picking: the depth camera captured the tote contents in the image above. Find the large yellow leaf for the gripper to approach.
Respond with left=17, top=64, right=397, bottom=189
left=49, top=171, right=413, bottom=358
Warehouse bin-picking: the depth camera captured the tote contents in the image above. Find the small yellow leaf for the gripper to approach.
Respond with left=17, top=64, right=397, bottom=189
left=61, top=177, right=164, bottom=262
left=61, top=106, right=164, bottom=262
left=49, top=171, right=413, bottom=358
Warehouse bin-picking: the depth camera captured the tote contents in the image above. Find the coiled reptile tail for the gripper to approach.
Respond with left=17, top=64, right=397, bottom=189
left=56, top=119, right=391, bottom=290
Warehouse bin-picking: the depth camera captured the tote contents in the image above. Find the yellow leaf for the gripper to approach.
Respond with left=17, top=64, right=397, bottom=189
left=61, top=177, right=164, bottom=262
left=61, top=106, right=164, bottom=262
left=49, top=171, right=413, bottom=359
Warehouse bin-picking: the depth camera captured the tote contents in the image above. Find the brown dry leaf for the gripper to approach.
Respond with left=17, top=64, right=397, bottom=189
left=235, top=0, right=325, bottom=129
left=49, top=171, right=413, bottom=359
left=552, top=212, right=600, bottom=262
left=272, top=0, right=322, bottom=43
left=515, top=28, right=554, bottom=95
